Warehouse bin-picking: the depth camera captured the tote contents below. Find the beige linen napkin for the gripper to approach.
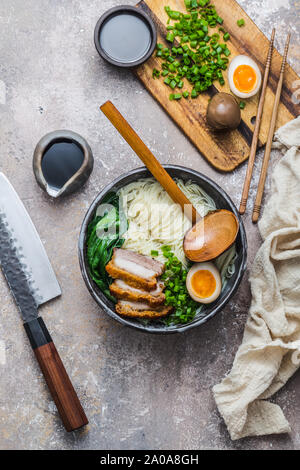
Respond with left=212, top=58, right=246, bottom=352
left=213, top=116, right=300, bottom=440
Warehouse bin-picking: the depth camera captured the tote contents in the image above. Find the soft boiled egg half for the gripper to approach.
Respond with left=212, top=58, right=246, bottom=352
left=186, top=262, right=222, bottom=304
left=228, top=55, right=262, bottom=99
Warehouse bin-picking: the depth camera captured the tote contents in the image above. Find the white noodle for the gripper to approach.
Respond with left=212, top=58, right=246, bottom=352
left=118, top=178, right=237, bottom=285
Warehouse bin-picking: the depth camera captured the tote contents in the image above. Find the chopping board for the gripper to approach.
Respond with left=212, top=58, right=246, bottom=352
left=135, top=0, right=300, bottom=171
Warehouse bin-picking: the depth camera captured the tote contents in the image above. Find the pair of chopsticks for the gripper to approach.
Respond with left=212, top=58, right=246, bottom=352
left=239, top=30, right=291, bottom=223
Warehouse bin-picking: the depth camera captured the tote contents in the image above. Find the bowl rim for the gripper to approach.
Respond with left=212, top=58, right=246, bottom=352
left=94, top=5, right=157, bottom=68
left=78, top=165, right=247, bottom=334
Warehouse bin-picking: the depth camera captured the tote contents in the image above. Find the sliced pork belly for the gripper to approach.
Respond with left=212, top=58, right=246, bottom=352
left=112, top=248, right=164, bottom=276
left=116, top=300, right=172, bottom=319
left=106, top=248, right=165, bottom=291
left=110, top=279, right=165, bottom=307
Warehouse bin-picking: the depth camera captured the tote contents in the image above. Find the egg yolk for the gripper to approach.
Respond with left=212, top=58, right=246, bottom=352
left=191, top=270, right=216, bottom=299
left=233, top=64, right=257, bottom=93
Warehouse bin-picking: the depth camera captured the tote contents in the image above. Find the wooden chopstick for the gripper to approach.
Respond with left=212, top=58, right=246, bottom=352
left=252, top=33, right=291, bottom=223
left=239, top=29, right=276, bottom=215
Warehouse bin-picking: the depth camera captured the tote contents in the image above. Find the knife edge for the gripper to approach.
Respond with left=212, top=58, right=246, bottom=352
left=0, top=212, right=39, bottom=322
left=0, top=172, right=61, bottom=306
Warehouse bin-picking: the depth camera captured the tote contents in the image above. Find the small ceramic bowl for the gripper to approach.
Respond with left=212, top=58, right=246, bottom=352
left=94, top=5, right=157, bottom=68
left=33, top=130, right=94, bottom=198
left=78, top=166, right=247, bottom=334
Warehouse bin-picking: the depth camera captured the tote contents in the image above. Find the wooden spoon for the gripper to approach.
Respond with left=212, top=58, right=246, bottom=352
left=100, top=101, right=239, bottom=262
left=183, top=210, right=239, bottom=262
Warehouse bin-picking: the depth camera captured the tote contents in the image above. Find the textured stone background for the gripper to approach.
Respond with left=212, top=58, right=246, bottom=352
left=0, top=0, right=300, bottom=450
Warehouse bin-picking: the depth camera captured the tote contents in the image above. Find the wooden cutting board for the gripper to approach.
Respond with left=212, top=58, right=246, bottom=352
left=135, top=0, right=300, bottom=171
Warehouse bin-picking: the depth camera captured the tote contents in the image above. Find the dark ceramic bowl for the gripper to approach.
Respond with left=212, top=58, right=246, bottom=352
left=94, top=5, right=157, bottom=68
left=78, top=166, right=247, bottom=334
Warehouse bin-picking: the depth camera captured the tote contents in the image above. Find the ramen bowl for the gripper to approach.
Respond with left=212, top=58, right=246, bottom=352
left=78, top=166, right=247, bottom=334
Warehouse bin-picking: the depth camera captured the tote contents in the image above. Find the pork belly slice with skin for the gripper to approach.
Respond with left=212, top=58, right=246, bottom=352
left=116, top=300, right=173, bottom=319
left=112, top=248, right=165, bottom=276
left=106, top=264, right=157, bottom=291
left=110, top=279, right=165, bottom=307
left=106, top=248, right=165, bottom=291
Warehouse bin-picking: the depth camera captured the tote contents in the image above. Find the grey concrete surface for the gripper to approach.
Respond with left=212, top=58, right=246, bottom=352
left=0, top=0, right=300, bottom=450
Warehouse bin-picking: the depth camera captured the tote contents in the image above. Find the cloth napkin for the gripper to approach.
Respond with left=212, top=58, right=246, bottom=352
left=213, top=116, right=300, bottom=440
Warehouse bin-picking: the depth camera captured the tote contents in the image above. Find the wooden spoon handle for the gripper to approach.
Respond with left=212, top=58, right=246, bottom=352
left=100, top=101, right=200, bottom=224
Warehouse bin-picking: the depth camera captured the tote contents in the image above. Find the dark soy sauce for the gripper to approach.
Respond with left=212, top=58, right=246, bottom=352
left=99, top=13, right=151, bottom=64
left=41, top=140, right=84, bottom=191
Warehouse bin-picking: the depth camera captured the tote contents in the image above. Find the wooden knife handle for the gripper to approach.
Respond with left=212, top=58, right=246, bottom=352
left=24, top=317, right=88, bottom=432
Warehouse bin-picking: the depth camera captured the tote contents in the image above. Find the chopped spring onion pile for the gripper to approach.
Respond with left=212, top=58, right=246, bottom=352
left=159, top=246, right=198, bottom=325
left=153, top=0, right=232, bottom=101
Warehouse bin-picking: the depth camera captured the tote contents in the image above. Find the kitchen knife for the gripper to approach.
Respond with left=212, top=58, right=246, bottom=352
left=0, top=173, right=88, bottom=431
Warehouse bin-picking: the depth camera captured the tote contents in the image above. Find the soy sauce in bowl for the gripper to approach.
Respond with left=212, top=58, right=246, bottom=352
left=41, top=141, right=84, bottom=193
left=100, top=13, right=151, bottom=64
left=94, top=6, right=157, bottom=68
